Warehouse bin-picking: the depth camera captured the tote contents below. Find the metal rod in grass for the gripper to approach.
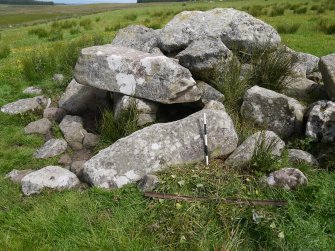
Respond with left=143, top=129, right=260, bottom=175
left=204, top=113, right=209, bottom=166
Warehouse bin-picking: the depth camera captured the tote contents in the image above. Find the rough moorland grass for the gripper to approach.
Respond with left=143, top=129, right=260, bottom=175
left=317, top=18, right=335, bottom=34
left=0, top=44, right=10, bottom=59
left=276, top=23, right=301, bottom=34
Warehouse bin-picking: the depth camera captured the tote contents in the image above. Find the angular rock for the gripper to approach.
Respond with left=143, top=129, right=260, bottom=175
left=306, top=100, right=335, bottom=142
left=24, top=118, right=52, bottom=135
left=287, top=149, right=319, bottom=167
left=111, top=25, right=160, bottom=53
left=23, top=86, right=42, bottom=95
left=225, top=131, right=285, bottom=168
left=58, top=154, right=72, bottom=167
left=137, top=174, right=160, bottom=192
left=319, top=53, right=335, bottom=100
left=175, top=38, right=233, bottom=82
left=295, top=52, right=319, bottom=75
left=59, top=79, right=107, bottom=114
left=241, top=86, right=305, bottom=138
left=74, top=45, right=201, bottom=104
left=159, top=8, right=281, bottom=53
left=21, top=166, right=80, bottom=196
left=83, top=109, right=238, bottom=189
left=283, top=77, right=326, bottom=100
left=34, top=139, right=68, bottom=159
left=266, top=167, right=307, bottom=190
left=6, top=169, right=34, bottom=183
left=113, top=94, right=158, bottom=126
left=43, top=107, right=66, bottom=122
left=204, top=100, right=225, bottom=111
left=307, top=71, right=322, bottom=84
left=70, top=160, right=86, bottom=180
left=1, top=96, right=48, bottom=115
left=83, top=133, right=100, bottom=148
left=59, top=115, right=87, bottom=150
left=197, top=80, right=225, bottom=105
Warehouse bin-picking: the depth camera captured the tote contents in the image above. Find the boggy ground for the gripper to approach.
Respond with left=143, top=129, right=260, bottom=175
left=0, top=0, right=335, bottom=250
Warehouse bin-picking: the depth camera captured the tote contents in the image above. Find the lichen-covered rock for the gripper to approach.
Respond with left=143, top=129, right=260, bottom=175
left=83, top=133, right=100, bottom=148
left=287, top=149, right=319, bottom=167
left=83, top=109, right=238, bottom=189
left=111, top=25, right=160, bottom=53
left=59, top=115, right=87, bottom=150
left=1, top=96, right=48, bottom=115
left=6, top=169, right=34, bottom=183
left=306, top=100, right=335, bottom=142
left=295, top=52, right=319, bottom=75
left=21, top=166, right=80, bottom=196
left=241, top=86, right=305, bottom=138
left=23, top=86, right=42, bottom=95
left=283, top=77, right=326, bottom=100
left=266, top=167, right=307, bottom=190
left=24, top=118, right=52, bottom=135
left=319, top=53, right=335, bottom=100
left=225, top=131, right=285, bottom=168
left=43, top=107, right=66, bottom=122
left=204, top=100, right=225, bottom=111
left=74, top=45, right=201, bottom=104
left=137, top=174, right=160, bottom=192
left=34, top=139, right=68, bottom=159
left=197, top=81, right=225, bottom=105
left=113, top=94, right=158, bottom=126
left=59, top=79, right=107, bottom=114
left=159, top=8, right=281, bottom=53
left=175, top=38, right=233, bottom=82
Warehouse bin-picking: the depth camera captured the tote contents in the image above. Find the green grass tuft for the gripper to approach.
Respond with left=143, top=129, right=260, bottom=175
left=276, top=23, right=301, bottom=34
left=0, top=45, right=11, bottom=60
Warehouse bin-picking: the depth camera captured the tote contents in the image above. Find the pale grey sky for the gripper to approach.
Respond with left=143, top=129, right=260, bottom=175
left=53, top=0, right=136, bottom=4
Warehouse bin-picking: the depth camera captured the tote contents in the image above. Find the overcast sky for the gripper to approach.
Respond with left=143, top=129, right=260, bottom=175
left=52, top=0, right=136, bottom=4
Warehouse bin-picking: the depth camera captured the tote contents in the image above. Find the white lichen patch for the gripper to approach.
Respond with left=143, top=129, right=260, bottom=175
left=151, top=143, right=161, bottom=150
left=124, top=170, right=141, bottom=181
left=115, top=73, right=136, bottom=95
left=114, top=176, right=129, bottom=188
left=107, top=55, right=123, bottom=71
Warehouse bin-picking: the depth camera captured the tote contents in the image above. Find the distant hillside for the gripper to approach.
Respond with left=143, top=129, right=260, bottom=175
left=0, top=0, right=54, bottom=5
left=137, top=0, right=186, bottom=2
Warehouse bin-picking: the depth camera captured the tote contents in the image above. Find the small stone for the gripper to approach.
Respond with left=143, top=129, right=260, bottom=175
left=197, top=80, right=225, bottom=105
left=70, top=160, right=86, bottom=180
left=21, top=166, right=80, bottom=196
left=6, top=169, right=34, bottom=183
left=24, top=118, right=52, bottom=135
left=1, top=96, right=48, bottom=115
left=137, top=174, right=160, bottom=192
left=83, top=133, right=100, bottom=149
left=34, top=139, right=68, bottom=159
left=287, top=149, right=319, bottom=167
left=43, top=107, right=66, bottom=122
left=59, top=115, right=87, bottom=150
left=23, top=86, right=42, bottom=95
left=266, top=167, right=307, bottom=190
left=204, top=100, right=225, bottom=111
left=53, top=74, right=64, bottom=84
left=58, top=154, right=72, bottom=167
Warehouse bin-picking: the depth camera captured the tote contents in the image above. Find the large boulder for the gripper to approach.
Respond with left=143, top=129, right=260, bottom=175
left=83, top=109, right=238, bottom=189
left=24, top=118, right=52, bottom=135
left=283, top=77, right=326, bottom=100
left=111, top=25, right=160, bottom=53
left=225, top=131, right=285, bottom=168
left=59, top=115, right=87, bottom=150
left=175, top=38, right=233, bottom=82
left=241, top=86, right=305, bottom=138
left=159, top=8, right=281, bottom=53
left=306, top=100, right=335, bottom=142
left=287, top=149, right=319, bottom=167
left=21, top=166, right=80, bottom=196
left=1, top=96, right=48, bottom=115
left=74, top=45, right=201, bottom=104
left=113, top=93, right=158, bottom=126
left=59, top=79, right=107, bottom=114
left=197, top=80, right=225, bottom=105
left=319, top=53, right=335, bottom=100
left=34, top=139, right=68, bottom=159
left=266, top=167, right=307, bottom=190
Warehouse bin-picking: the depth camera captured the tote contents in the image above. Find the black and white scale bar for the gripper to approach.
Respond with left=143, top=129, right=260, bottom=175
left=204, top=113, right=209, bottom=166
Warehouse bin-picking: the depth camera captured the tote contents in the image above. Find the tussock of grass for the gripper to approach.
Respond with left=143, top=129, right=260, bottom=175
left=249, top=46, right=297, bottom=92
left=269, top=6, right=285, bottom=17
left=98, top=101, right=139, bottom=149
left=28, top=27, right=49, bottom=38
left=317, top=18, right=335, bottom=34
left=79, top=18, right=92, bottom=30
left=22, top=34, right=107, bottom=81
left=276, top=23, right=301, bottom=34
left=294, top=6, right=308, bottom=14
left=124, top=13, right=137, bottom=21
left=0, top=45, right=11, bottom=60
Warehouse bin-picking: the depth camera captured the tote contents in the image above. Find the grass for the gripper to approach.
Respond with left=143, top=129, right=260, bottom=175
left=0, top=0, right=335, bottom=250
left=276, top=23, right=301, bottom=34
left=0, top=44, right=11, bottom=59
